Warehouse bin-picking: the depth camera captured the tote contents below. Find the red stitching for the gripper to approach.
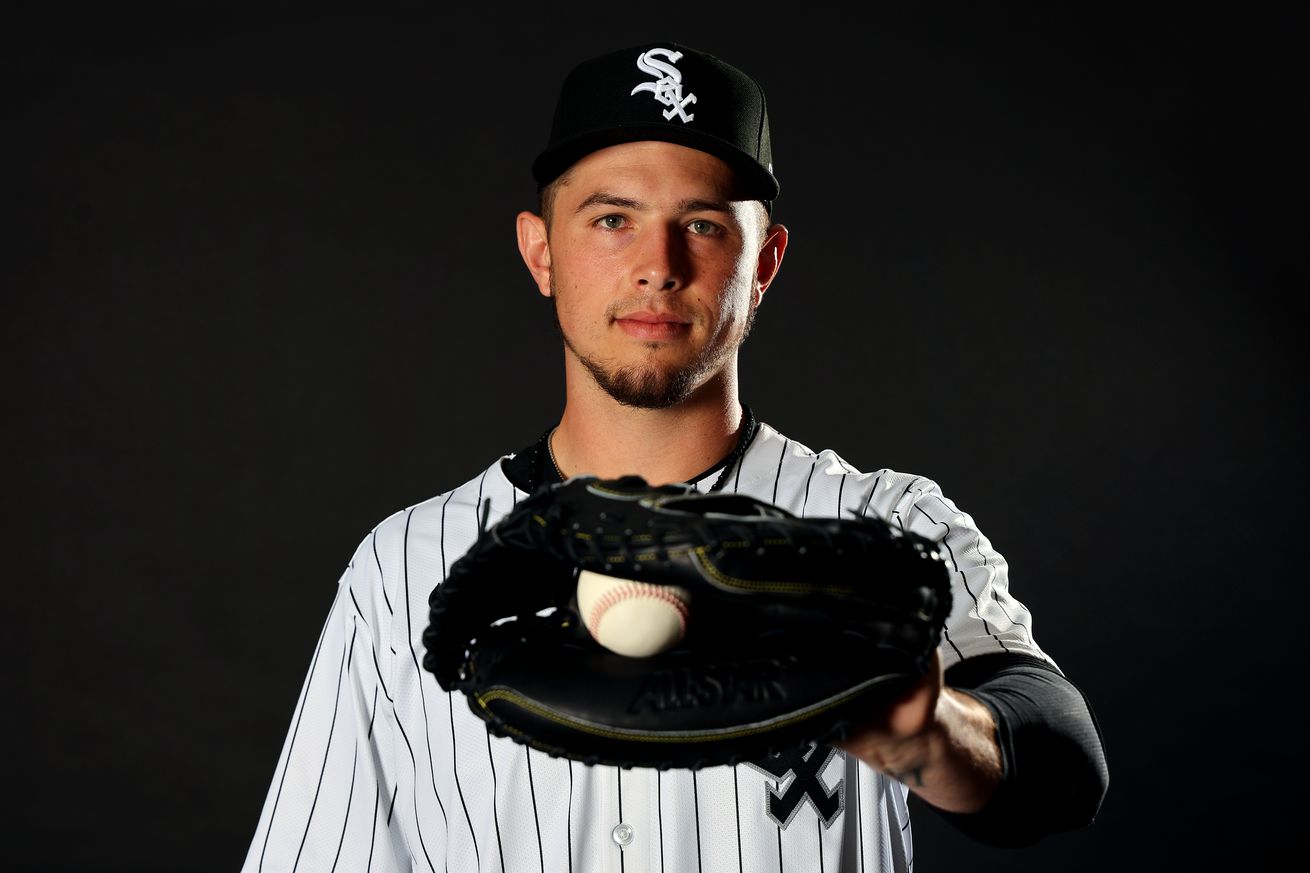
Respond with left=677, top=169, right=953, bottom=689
left=587, top=582, right=689, bottom=638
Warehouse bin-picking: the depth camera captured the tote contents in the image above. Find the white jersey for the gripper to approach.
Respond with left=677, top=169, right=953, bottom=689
left=242, top=421, right=1050, bottom=873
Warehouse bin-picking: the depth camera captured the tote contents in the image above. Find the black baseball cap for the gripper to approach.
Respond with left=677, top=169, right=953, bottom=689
left=532, top=42, right=779, bottom=208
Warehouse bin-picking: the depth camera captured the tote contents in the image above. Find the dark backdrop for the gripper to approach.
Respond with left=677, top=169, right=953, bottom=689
left=6, top=6, right=1304, bottom=872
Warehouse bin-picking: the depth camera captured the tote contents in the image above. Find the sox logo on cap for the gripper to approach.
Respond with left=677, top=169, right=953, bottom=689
left=531, top=42, right=780, bottom=202
left=631, top=47, right=697, bottom=123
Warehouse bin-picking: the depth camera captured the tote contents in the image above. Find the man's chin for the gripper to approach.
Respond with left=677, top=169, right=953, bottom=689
left=586, top=362, right=699, bottom=410
left=606, top=375, right=696, bottom=410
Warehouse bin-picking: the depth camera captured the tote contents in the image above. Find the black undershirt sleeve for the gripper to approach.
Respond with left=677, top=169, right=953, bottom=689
left=932, top=651, right=1110, bottom=847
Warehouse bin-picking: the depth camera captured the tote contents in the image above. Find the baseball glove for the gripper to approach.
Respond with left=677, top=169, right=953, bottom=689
left=422, top=475, right=951, bottom=770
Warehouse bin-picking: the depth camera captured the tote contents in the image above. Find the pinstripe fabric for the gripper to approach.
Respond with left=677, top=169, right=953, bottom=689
left=243, top=421, right=1048, bottom=872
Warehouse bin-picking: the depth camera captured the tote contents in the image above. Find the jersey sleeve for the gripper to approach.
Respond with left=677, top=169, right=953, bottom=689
left=880, top=474, right=1053, bottom=671
left=241, top=532, right=409, bottom=873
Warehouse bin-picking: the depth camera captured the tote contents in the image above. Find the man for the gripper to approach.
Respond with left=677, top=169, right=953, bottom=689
left=243, top=42, right=1107, bottom=872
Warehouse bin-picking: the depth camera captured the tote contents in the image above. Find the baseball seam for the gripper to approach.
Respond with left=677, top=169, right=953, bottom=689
left=587, top=583, right=689, bottom=640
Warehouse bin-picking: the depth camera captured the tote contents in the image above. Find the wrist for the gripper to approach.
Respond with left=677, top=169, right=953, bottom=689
left=842, top=687, right=1002, bottom=813
left=914, top=688, right=1003, bottom=813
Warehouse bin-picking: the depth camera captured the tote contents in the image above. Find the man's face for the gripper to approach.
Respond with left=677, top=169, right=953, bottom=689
left=532, top=141, right=774, bottom=409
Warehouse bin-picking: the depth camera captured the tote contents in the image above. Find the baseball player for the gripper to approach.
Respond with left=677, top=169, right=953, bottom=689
left=242, top=42, right=1107, bottom=872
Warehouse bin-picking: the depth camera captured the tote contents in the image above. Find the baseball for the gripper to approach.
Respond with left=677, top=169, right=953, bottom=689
left=575, top=569, right=691, bottom=657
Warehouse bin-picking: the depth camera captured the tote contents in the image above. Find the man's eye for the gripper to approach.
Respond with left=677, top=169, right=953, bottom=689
left=688, top=219, right=719, bottom=235
left=597, top=215, right=626, bottom=229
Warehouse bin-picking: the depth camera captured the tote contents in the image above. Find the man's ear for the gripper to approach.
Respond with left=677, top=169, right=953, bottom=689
left=516, top=211, right=553, bottom=297
left=753, top=223, right=789, bottom=306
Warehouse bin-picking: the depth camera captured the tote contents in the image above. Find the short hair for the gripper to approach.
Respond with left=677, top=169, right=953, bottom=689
left=538, top=176, right=566, bottom=236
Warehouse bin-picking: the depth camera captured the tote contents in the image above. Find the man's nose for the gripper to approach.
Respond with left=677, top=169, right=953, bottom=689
left=631, top=223, right=687, bottom=292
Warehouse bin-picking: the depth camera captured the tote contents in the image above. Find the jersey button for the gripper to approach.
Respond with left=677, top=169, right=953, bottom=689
left=611, top=823, right=635, bottom=848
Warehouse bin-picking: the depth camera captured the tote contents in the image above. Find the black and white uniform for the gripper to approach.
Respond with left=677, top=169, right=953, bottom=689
left=242, top=420, right=1052, bottom=873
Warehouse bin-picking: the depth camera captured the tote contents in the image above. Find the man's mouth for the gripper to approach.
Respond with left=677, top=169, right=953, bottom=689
left=614, top=311, right=692, bottom=341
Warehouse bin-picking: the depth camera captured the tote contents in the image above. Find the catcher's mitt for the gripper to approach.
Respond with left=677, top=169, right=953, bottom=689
left=422, top=475, right=951, bottom=770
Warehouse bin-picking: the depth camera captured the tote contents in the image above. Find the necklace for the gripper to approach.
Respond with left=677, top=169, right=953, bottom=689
left=707, top=403, right=756, bottom=493
left=529, top=404, right=757, bottom=495
left=546, top=426, right=566, bottom=480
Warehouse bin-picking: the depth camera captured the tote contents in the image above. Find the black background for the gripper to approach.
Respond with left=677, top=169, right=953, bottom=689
left=6, top=5, right=1305, bottom=871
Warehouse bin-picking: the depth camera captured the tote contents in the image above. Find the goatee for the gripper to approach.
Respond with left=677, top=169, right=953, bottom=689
left=552, top=304, right=699, bottom=409
left=548, top=275, right=755, bottom=410
left=575, top=353, right=699, bottom=409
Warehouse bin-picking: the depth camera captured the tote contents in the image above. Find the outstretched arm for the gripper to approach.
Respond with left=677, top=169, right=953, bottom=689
left=836, top=649, right=1003, bottom=813
left=837, top=650, right=1109, bottom=847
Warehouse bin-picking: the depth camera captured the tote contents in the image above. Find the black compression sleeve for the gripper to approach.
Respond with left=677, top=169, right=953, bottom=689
left=933, top=652, right=1109, bottom=847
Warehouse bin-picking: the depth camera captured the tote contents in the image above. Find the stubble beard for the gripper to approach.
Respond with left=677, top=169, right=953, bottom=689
left=549, top=277, right=756, bottom=410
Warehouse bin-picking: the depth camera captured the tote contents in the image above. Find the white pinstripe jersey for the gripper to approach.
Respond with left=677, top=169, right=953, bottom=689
left=243, top=421, right=1052, bottom=873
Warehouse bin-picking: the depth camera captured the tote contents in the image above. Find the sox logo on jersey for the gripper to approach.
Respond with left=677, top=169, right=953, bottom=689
left=750, top=744, right=846, bottom=829
left=631, top=48, right=697, bottom=123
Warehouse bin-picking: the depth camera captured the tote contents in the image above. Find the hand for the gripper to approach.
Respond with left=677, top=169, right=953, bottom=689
left=834, top=649, right=944, bottom=786
left=834, top=650, right=1003, bottom=813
